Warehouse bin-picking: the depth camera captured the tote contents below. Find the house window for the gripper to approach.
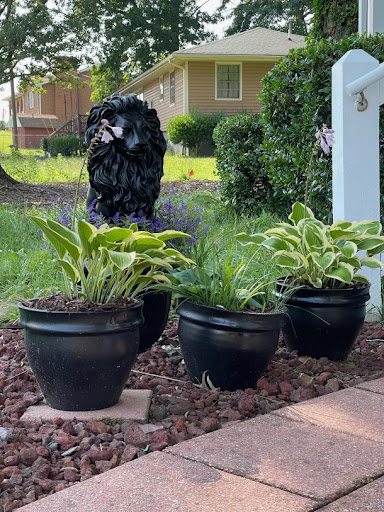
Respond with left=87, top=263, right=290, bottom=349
left=216, top=64, right=242, bottom=100
left=28, top=92, right=34, bottom=109
left=169, top=71, right=175, bottom=105
left=159, top=75, right=164, bottom=101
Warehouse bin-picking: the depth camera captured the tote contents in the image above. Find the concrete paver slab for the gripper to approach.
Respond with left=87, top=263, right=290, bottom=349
left=18, top=451, right=316, bottom=512
left=274, top=387, right=384, bottom=442
left=167, top=413, right=384, bottom=502
left=19, top=389, right=152, bottom=423
left=317, top=475, right=384, bottom=511
left=356, top=377, right=384, bottom=395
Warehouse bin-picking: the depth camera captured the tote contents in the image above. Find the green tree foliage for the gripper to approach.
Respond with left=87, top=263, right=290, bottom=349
left=259, top=33, right=384, bottom=221
left=0, top=0, right=88, bottom=87
left=312, top=0, right=358, bottom=39
left=213, top=113, right=272, bottom=213
left=168, top=111, right=224, bottom=154
left=222, top=0, right=312, bottom=36
left=85, top=0, right=218, bottom=101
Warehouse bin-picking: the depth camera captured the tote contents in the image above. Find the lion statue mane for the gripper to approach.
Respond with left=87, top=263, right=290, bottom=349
left=84, top=93, right=167, bottom=219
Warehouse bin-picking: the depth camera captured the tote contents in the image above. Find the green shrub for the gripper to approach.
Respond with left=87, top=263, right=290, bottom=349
left=213, top=113, right=272, bottom=213
left=259, top=33, right=384, bottom=221
left=167, top=111, right=224, bottom=154
left=43, top=135, right=85, bottom=157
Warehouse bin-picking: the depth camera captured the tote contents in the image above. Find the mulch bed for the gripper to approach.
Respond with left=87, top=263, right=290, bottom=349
left=0, top=180, right=219, bottom=208
left=1, top=320, right=384, bottom=511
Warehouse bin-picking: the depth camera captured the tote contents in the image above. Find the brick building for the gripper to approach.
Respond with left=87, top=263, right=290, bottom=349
left=7, top=69, right=94, bottom=149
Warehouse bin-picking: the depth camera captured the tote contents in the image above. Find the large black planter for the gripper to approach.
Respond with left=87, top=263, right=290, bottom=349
left=18, top=301, right=144, bottom=411
left=139, top=291, right=171, bottom=352
left=276, top=281, right=370, bottom=360
left=177, top=301, right=285, bottom=391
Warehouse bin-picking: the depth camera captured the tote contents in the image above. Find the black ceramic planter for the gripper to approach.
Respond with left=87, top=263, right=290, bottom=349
left=177, top=301, right=285, bottom=391
left=18, top=301, right=144, bottom=411
left=276, top=281, right=370, bottom=360
left=139, top=291, right=171, bottom=352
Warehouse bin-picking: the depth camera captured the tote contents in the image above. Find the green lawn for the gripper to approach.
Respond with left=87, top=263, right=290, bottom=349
left=1, top=150, right=217, bottom=183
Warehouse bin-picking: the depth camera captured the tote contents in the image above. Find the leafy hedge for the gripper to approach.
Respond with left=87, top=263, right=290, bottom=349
left=41, top=135, right=85, bottom=157
left=167, top=111, right=224, bottom=154
left=259, top=33, right=384, bottom=221
left=213, top=113, right=272, bottom=213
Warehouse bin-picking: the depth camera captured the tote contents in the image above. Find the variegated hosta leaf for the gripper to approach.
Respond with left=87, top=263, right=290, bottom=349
left=273, top=251, right=303, bottom=269
left=336, top=240, right=358, bottom=258
left=262, top=236, right=290, bottom=251
left=353, top=274, right=370, bottom=284
left=349, top=220, right=382, bottom=236
left=154, top=230, right=191, bottom=241
left=339, top=255, right=361, bottom=269
left=288, top=202, right=315, bottom=225
left=307, top=275, right=323, bottom=288
left=324, top=262, right=354, bottom=284
left=360, top=257, right=383, bottom=269
left=235, top=232, right=267, bottom=246
left=310, top=252, right=335, bottom=270
left=262, top=228, right=300, bottom=248
left=355, top=236, right=384, bottom=251
left=302, top=224, right=327, bottom=251
left=367, top=242, right=384, bottom=256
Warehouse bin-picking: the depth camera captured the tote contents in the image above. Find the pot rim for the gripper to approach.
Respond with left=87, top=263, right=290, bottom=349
left=18, top=297, right=144, bottom=315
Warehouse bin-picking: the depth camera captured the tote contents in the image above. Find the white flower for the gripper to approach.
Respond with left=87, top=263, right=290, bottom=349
left=100, top=119, right=124, bottom=143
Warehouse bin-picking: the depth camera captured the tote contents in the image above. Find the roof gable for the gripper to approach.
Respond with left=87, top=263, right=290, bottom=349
left=174, top=27, right=306, bottom=58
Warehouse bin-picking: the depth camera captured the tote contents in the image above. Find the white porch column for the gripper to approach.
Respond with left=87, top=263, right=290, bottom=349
left=332, top=49, right=381, bottom=317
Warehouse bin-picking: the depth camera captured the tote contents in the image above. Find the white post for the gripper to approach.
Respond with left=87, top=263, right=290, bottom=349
left=332, top=49, right=382, bottom=318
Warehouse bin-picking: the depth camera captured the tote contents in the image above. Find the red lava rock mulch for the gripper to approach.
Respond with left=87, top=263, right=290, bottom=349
left=1, top=320, right=384, bottom=511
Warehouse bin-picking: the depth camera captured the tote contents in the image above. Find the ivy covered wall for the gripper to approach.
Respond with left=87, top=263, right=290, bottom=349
left=312, top=0, right=358, bottom=39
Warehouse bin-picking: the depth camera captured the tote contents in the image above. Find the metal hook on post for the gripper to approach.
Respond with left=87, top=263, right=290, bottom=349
left=355, top=90, right=368, bottom=111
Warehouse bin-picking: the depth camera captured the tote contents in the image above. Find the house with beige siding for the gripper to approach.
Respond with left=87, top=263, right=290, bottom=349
left=118, top=27, right=306, bottom=134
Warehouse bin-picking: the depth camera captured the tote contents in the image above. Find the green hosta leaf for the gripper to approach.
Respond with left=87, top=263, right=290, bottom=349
left=58, top=259, right=80, bottom=285
left=76, top=220, right=98, bottom=256
left=101, top=226, right=134, bottom=242
left=262, top=236, right=290, bottom=252
left=324, top=262, right=354, bottom=284
left=337, top=241, right=358, bottom=258
left=360, top=257, right=383, bottom=269
left=31, top=216, right=80, bottom=260
left=103, top=249, right=136, bottom=270
left=235, top=232, right=267, bottom=246
left=127, top=234, right=165, bottom=252
left=288, top=202, right=315, bottom=225
left=154, top=230, right=191, bottom=241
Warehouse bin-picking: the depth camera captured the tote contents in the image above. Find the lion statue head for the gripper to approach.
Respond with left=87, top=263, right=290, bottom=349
left=84, top=94, right=167, bottom=219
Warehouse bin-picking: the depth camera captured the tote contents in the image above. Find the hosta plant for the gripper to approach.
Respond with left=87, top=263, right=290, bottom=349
left=236, top=202, right=384, bottom=289
left=31, top=216, right=193, bottom=304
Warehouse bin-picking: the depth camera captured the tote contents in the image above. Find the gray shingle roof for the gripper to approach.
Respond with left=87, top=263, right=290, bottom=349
left=9, top=116, right=62, bottom=129
left=174, top=27, right=306, bottom=57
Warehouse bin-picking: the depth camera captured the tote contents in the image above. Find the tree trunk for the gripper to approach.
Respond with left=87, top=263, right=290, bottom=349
left=0, top=164, right=19, bottom=185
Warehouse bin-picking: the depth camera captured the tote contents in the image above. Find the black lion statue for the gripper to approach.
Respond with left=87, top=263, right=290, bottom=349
left=84, top=94, right=167, bottom=219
